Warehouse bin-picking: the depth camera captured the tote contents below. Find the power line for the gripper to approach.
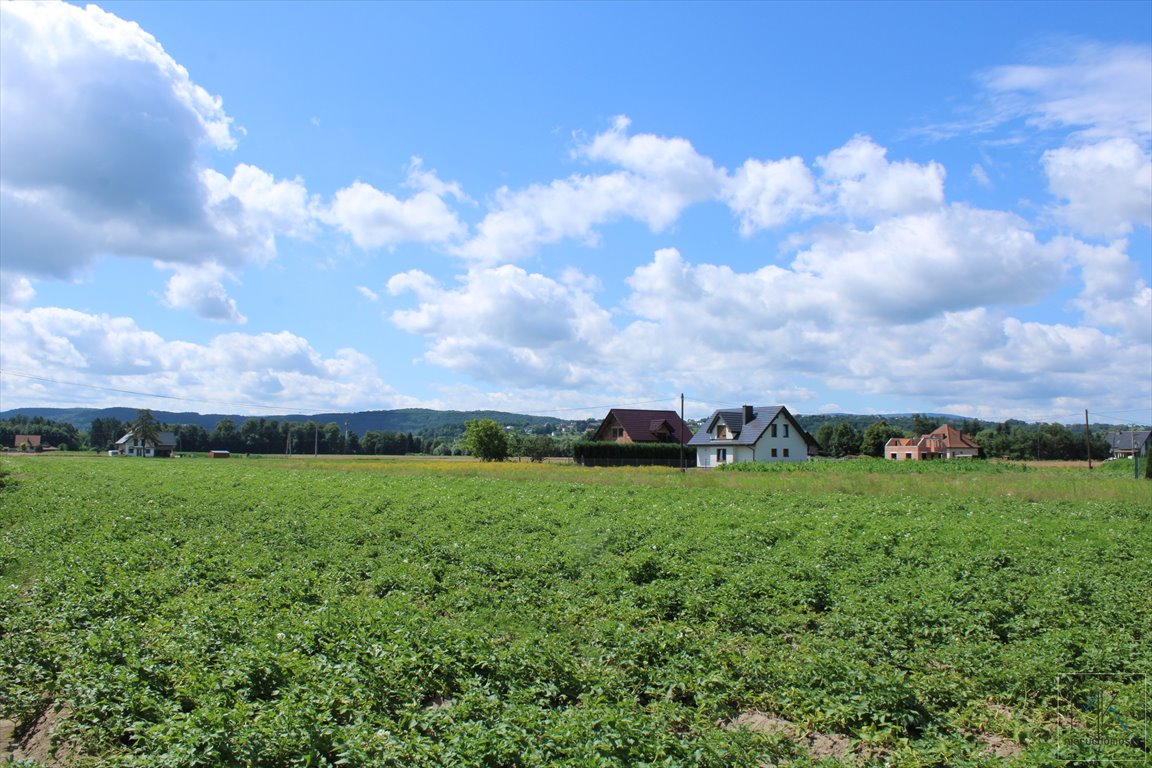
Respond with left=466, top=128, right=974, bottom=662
left=514, top=397, right=677, bottom=418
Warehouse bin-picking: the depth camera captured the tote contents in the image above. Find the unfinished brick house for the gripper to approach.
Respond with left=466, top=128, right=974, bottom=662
left=885, top=424, right=979, bottom=460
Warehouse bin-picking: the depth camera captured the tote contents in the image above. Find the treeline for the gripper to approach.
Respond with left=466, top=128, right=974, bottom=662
left=2, top=413, right=1133, bottom=463
left=971, top=421, right=1111, bottom=461
left=0, top=415, right=82, bottom=452
left=2, top=413, right=581, bottom=458
left=811, top=415, right=1115, bottom=460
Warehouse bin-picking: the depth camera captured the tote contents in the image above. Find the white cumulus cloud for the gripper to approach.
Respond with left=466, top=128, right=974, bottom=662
left=0, top=306, right=407, bottom=411
left=724, top=156, right=820, bottom=234
left=815, top=135, right=946, bottom=220
left=791, top=205, right=1067, bottom=322
left=162, top=263, right=247, bottom=324
left=323, top=170, right=467, bottom=250
left=1042, top=138, right=1152, bottom=238
left=386, top=265, right=613, bottom=386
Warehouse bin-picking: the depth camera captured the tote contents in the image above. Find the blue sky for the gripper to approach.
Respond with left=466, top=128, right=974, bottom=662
left=1, top=1, right=1150, bottom=424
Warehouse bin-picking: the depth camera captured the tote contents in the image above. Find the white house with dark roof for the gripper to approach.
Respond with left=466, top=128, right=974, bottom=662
left=1105, top=430, right=1151, bottom=459
left=688, top=405, right=819, bottom=467
left=115, top=430, right=178, bottom=458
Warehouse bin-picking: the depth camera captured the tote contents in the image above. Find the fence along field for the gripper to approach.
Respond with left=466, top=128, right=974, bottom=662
left=1, top=455, right=1148, bottom=766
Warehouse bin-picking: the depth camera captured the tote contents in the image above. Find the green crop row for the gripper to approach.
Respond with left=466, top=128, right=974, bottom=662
left=1, top=456, right=1148, bottom=766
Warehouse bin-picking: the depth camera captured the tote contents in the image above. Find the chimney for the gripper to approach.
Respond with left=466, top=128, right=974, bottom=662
left=742, top=404, right=754, bottom=423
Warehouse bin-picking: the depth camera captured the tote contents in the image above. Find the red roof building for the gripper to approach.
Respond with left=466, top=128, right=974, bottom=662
left=885, top=424, right=980, bottom=460
left=590, top=409, right=693, bottom=444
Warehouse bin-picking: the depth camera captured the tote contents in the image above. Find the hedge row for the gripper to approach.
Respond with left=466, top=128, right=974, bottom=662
left=572, top=440, right=694, bottom=466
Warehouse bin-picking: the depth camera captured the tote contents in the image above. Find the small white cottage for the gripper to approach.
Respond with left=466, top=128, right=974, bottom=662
left=115, top=430, right=177, bottom=458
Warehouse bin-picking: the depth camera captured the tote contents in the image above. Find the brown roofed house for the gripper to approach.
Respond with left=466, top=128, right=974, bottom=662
left=885, top=424, right=979, bottom=460
left=14, top=434, right=43, bottom=452
left=591, top=409, right=692, bottom=444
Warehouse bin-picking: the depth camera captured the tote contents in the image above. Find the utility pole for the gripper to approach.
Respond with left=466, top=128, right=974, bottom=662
left=680, top=393, right=685, bottom=473
left=314, top=423, right=318, bottom=457
left=1085, top=409, right=1092, bottom=470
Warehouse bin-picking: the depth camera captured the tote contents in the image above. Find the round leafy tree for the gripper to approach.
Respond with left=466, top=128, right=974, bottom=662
left=463, top=418, right=508, bottom=462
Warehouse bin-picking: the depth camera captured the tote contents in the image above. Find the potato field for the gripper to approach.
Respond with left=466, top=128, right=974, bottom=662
left=1, top=456, right=1148, bottom=766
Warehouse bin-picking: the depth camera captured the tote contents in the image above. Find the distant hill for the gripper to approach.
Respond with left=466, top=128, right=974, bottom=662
left=0, top=406, right=586, bottom=435
left=3, top=406, right=1136, bottom=440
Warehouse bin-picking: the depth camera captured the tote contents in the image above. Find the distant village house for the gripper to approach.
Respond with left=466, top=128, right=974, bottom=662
left=115, top=430, right=177, bottom=458
left=885, top=424, right=979, bottom=460
left=1105, top=430, right=1151, bottom=459
left=13, top=434, right=46, bottom=452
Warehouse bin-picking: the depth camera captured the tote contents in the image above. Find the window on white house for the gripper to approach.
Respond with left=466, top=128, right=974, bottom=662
left=783, top=448, right=790, bottom=457
left=784, top=424, right=790, bottom=438
left=716, top=448, right=727, bottom=463
left=770, top=448, right=777, bottom=457
left=770, top=424, right=777, bottom=438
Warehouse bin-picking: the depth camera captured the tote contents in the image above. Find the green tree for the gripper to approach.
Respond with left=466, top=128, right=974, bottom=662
left=861, top=421, right=905, bottom=457
left=911, top=413, right=936, bottom=436
left=817, top=421, right=862, bottom=458
left=831, top=422, right=863, bottom=457
left=89, top=417, right=125, bottom=451
left=506, top=431, right=526, bottom=461
left=815, top=423, right=835, bottom=455
left=129, top=409, right=161, bottom=457
left=525, top=435, right=553, bottom=463
left=463, top=419, right=508, bottom=462
left=212, top=418, right=237, bottom=451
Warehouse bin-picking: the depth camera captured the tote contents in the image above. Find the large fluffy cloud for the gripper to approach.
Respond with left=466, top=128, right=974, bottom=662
left=0, top=306, right=413, bottom=411
left=1069, top=239, right=1152, bottom=341
left=978, top=41, right=1151, bottom=241
left=387, top=265, right=614, bottom=386
left=388, top=231, right=1148, bottom=417
left=815, top=136, right=946, bottom=220
left=613, top=248, right=1147, bottom=416
left=1042, top=139, right=1152, bottom=237
left=0, top=1, right=320, bottom=323
left=790, top=205, right=1067, bottom=322
left=0, top=1, right=235, bottom=276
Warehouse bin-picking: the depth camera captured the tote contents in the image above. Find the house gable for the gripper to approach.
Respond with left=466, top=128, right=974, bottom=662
left=14, top=434, right=43, bottom=451
left=591, top=409, right=692, bottom=444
